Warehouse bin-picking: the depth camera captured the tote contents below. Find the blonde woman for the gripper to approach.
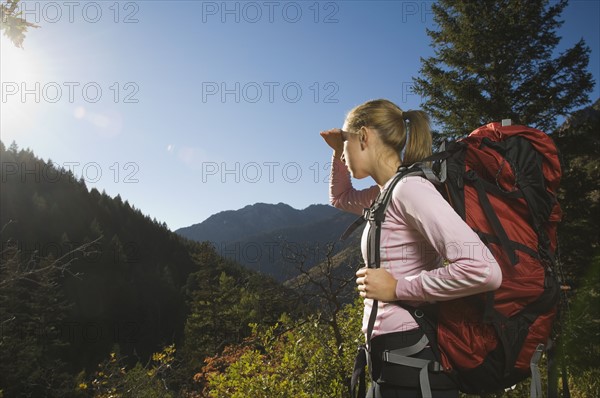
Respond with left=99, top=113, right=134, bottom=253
left=321, top=99, right=502, bottom=398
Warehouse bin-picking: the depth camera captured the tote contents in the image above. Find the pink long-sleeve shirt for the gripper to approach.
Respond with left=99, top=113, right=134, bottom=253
left=329, top=156, right=502, bottom=337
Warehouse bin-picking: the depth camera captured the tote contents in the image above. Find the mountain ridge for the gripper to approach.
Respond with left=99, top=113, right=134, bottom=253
left=175, top=201, right=362, bottom=281
left=176, top=201, right=344, bottom=244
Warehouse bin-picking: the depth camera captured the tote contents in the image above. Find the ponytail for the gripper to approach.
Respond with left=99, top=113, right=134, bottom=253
left=401, top=110, right=432, bottom=165
left=345, top=99, right=433, bottom=165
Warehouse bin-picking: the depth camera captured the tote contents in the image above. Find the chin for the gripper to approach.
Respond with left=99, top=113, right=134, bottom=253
left=349, top=169, right=368, bottom=179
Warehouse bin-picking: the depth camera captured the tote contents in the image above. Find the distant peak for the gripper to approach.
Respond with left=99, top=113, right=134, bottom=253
left=557, top=97, right=600, bottom=135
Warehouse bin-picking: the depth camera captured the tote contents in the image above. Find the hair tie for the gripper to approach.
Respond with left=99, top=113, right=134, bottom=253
left=403, top=109, right=410, bottom=123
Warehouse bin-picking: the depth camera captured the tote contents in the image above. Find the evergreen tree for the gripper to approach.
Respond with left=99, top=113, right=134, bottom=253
left=0, top=243, right=73, bottom=396
left=553, top=99, right=600, bottom=374
left=181, top=269, right=246, bottom=372
left=413, top=0, right=594, bottom=138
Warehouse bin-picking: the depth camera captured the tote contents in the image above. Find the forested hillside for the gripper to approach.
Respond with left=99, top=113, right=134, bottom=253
left=175, top=198, right=368, bottom=305
left=0, top=141, right=300, bottom=397
left=178, top=204, right=359, bottom=282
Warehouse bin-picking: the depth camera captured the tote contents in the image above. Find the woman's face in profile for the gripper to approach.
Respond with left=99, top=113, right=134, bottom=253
left=341, top=122, right=368, bottom=179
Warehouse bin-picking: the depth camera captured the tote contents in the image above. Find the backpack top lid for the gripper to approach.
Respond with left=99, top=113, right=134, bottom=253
left=467, top=122, right=562, bottom=193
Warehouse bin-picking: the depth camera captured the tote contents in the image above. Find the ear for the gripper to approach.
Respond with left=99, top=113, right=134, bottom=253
left=358, top=126, right=367, bottom=143
left=360, top=127, right=373, bottom=149
left=357, top=127, right=366, bottom=150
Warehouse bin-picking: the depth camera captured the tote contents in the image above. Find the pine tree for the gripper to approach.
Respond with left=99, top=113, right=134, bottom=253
left=413, top=0, right=595, bottom=139
left=0, top=244, right=73, bottom=396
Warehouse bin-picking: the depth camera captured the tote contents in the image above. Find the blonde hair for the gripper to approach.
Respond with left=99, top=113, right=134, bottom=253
left=345, top=99, right=432, bottom=165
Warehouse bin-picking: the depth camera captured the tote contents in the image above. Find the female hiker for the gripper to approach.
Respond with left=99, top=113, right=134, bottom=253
left=320, top=99, right=502, bottom=398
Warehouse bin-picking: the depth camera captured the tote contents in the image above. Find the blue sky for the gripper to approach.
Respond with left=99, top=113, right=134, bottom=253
left=1, top=0, right=599, bottom=231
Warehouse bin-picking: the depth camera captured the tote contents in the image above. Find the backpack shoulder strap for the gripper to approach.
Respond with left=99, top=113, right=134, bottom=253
left=339, top=163, right=437, bottom=241
left=362, top=164, right=434, bottom=343
left=348, top=163, right=448, bottom=396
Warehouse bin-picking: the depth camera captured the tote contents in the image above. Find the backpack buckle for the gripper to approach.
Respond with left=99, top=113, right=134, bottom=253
left=363, top=207, right=374, bottom=221
left=428, top=361, right=443, bottom=373
left=464, top=170, right=478, bottom=182
left=364, top=204, right=385, bottom=222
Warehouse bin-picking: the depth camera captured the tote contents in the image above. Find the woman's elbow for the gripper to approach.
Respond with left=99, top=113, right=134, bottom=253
left=330, top=195, right=353, bottom=211
left=330, top=197, right=364, bottom=216
left=483, top=261, right=503, bottom=291
left=330, top=196, right=343, bottom=209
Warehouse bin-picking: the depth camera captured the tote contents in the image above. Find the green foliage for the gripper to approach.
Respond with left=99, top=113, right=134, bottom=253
left=553, top=100, right=600, bottom=281
left=181, top=270, right=252, bottom=370
left=78, top=345, right=176, bottom=397
left=190, top=290, right=600, bottom=398
left=0, top=0, right=39, bottom=48
left=562, top=253, right=600, bottom=370
left=413, top=0, right=594, bottom=139
left=177, top=259, right=301, bottom=392
left=201, top=298, right=363, bottom=398
left=459, top=362, right=600, bottom=397
left=566, top=368, right=600, bottom=398
left=553, top=100, right=600, bottom=375
left=0, top=237, right=74, bottom=396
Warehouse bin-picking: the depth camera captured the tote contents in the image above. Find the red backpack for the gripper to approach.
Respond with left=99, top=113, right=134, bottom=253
left=347, top=122, right=562, bottom=397
left=426, top=122, right=562, bottom=394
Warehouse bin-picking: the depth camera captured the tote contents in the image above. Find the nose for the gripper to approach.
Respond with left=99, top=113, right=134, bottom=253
left=340, top=153, right=346, bottom=163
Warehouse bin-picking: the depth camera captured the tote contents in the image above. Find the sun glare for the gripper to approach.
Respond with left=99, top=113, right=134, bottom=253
left=0, top=34, right=40, bottom=81
left=0, top=34, right=43, bottom=136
